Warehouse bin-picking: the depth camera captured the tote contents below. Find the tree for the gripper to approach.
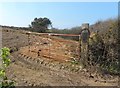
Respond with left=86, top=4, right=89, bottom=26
left=30, top=17, right=52, bottom=33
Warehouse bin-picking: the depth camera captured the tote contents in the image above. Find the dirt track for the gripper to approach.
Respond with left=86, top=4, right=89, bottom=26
left=6, top=51, right=118, bottom=86
left=1, top=27, right=119, bottom=86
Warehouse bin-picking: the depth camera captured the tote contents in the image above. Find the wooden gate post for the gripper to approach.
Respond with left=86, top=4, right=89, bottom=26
left=26, top=32, right=31, bottom=52
left=80, top=23, right=90, bottom=68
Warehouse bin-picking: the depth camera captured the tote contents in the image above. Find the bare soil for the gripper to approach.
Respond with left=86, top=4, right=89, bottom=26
left=1, top=27, right=119, bottom=86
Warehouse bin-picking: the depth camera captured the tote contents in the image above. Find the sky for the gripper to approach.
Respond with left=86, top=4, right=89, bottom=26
left=0, top=2, right=118, bottom=29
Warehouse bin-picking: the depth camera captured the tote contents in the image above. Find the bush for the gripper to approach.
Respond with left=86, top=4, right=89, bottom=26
left=88, top=27, right=119, bottom=75
left=0, top=47, right=15, bottom=88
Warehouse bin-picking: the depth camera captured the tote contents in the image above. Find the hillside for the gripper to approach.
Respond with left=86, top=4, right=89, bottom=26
left=0, top=26, right=118, bottom=86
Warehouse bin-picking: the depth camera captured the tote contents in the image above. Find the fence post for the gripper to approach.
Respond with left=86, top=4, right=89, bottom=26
left=26, top=32, right=31, bottom=52
left=80, top=23, right=90, bottom=68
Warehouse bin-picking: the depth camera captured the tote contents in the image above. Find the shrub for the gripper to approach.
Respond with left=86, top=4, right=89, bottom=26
left=0, top=47, right=15, bottom=88
left=88, top=28, right=119, bottom=75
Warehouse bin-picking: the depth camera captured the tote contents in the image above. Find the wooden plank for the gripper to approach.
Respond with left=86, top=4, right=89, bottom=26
left=25, top=31, right=80, bottom=37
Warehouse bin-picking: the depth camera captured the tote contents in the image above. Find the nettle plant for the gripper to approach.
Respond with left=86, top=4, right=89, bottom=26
left=0, top=47, right=14, bottom=88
